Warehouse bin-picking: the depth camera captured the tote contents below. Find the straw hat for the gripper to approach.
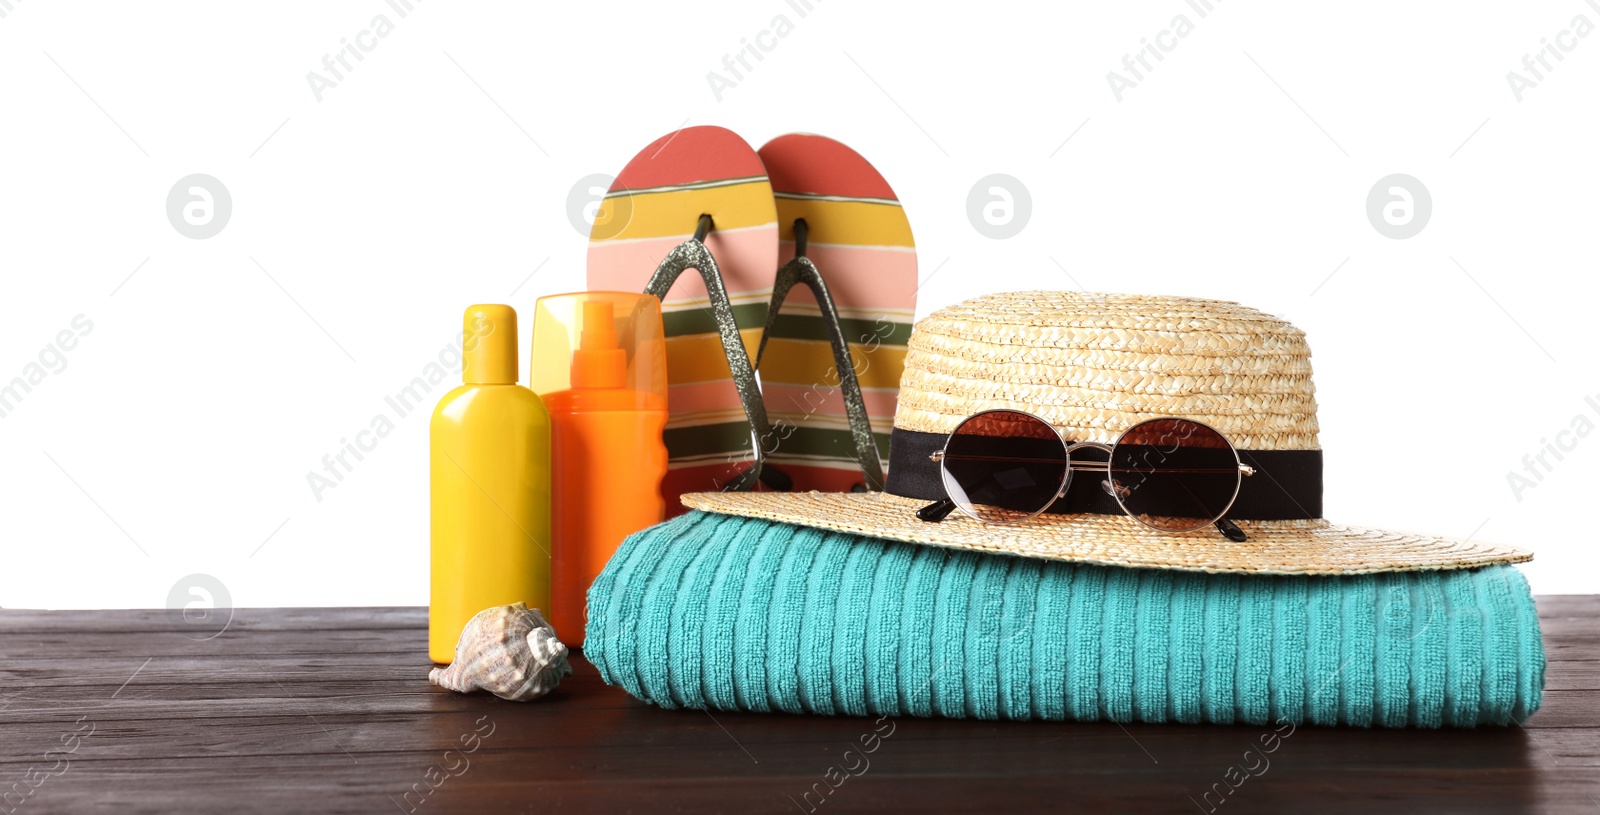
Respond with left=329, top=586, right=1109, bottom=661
left=683, top=290, right=1531, bottom=575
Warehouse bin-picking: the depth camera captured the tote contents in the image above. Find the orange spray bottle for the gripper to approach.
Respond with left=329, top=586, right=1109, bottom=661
left=532, top=293, right=669, bottom=643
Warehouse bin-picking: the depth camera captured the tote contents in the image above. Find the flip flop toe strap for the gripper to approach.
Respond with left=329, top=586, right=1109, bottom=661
left=644, top=218, right=772, bottom=492
left=756, top=221, right=887, bottom=491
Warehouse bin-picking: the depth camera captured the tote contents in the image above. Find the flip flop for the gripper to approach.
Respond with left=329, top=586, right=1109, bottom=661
left=586, top=126, right=780, bottom=512
left=754, top=134, right=918, bottom=493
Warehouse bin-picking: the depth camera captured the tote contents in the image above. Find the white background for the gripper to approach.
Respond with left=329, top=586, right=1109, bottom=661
left=2, top=0, right=1596, bottom=609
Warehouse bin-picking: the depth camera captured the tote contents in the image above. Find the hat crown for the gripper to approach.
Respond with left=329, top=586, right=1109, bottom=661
left=893, top=291, right=1319, bottom=450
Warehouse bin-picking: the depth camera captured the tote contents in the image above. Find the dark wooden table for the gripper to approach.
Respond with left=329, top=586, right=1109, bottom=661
left=2, top=597, right=1595, bottom=814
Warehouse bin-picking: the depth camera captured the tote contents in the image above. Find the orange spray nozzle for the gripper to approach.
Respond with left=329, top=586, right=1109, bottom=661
left=571, top=301, right=626, bottom=389
left=579, top=301, right=618, bottom=350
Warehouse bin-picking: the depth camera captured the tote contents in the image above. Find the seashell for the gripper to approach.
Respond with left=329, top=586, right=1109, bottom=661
left=428, top=602, right=572, bottom=702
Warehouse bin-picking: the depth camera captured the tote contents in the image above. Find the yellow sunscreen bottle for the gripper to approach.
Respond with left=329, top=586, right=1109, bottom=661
left=429, top=304, right=552, bottom=663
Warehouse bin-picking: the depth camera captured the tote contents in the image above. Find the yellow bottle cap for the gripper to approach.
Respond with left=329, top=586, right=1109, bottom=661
left=462, top=304, right=519, bottom=385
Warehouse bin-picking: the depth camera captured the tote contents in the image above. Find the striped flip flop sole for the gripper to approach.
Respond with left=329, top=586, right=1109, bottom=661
left=756, top=134, right=917, bottom=491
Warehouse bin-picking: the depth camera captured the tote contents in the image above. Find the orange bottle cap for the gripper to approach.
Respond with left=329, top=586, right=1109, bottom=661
left=531, top=293, right=667, bottom=409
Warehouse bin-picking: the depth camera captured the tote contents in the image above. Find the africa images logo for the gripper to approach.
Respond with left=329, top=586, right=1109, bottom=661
left=1505, top=0, right=1600, bottom=101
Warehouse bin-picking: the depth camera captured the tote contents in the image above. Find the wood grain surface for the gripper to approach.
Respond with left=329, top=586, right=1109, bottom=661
left=1, top=597, right=1595, bottom=814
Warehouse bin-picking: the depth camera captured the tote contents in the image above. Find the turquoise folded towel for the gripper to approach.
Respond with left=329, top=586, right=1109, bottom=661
left=584, top=511, right=1545, bottom=727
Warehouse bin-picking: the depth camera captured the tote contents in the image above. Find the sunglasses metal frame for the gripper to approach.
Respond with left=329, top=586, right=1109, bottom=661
left=918, top=409, right=1256, bottom=540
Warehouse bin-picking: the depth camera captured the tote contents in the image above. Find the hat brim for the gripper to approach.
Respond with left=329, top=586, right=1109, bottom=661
left=680, top=491, right=1530, bottom=575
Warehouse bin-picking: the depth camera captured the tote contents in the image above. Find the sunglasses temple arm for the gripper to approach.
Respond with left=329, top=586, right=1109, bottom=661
left=1161, top=468, right=1250, bottom=543
left=1214, top=517, right=1248, bottom=543
left=916, top=498, right=957, bottom=523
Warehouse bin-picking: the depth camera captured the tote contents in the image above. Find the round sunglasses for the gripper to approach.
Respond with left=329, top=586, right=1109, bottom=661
left=915, top=410, right=1257, bottom=541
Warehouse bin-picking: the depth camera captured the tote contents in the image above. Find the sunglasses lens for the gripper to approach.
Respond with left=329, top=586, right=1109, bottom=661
left=940, top=411, right=1068, bottom=522
left=1109, top=418, right=1241, bottom=532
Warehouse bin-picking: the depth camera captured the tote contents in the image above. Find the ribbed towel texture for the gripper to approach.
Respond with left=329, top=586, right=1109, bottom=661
left=585, top=512, right=1545, bottom=727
